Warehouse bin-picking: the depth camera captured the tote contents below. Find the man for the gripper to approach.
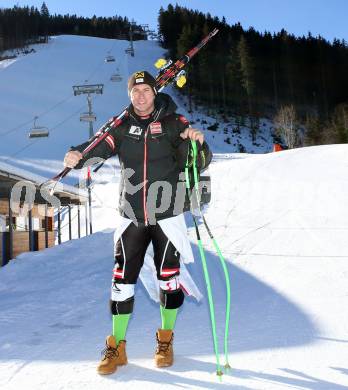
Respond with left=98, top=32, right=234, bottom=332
left=64, top=70, right=212, bottom=374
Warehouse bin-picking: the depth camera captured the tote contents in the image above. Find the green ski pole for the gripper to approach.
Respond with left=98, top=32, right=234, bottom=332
left=190, top=140, right=232, bottom=370
left=185, top=158, right=223, bottom=378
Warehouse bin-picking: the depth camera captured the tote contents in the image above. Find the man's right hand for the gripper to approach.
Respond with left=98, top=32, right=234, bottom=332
left=63, top=151, right=83, bottom=168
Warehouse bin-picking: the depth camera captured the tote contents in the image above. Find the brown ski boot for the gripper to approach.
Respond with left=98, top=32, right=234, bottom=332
left=97, top=335, right=128, bottom=375
left=154, top=329, right=174, bottom=368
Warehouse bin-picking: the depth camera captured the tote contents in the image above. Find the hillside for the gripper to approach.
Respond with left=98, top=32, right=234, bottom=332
left=0, top=35, right=273, bottom=186
left=1, top=35, right=348, bottom=389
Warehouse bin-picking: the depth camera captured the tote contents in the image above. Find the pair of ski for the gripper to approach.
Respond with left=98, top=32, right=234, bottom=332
left=185, top=141, right=231, bottom=378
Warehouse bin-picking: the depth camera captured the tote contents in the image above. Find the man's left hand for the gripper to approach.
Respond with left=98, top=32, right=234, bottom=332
left=180, top=128, right=204, bottom=145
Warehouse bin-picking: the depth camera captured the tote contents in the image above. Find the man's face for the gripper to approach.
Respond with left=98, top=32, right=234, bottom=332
left=130, top=83, right=155, bottom=116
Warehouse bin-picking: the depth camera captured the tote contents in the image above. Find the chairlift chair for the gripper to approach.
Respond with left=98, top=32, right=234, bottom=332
left=110, top=73, right=122, bottom=82
left=105, top=55, right=115, bottom=63
left=28, top=116, right=49, bottom=138
left=125, top=47, right=135, bottom=57
left=80, top=113, right=96, bottom=122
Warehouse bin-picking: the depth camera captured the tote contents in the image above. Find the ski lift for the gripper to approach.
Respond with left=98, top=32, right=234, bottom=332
left=125, top=47, right=134, bottom=57
left=28, top=116, right=49, bottom=138
left=110, top=73, right=122, bottom=82
left=105, top=55, right=115, bottom=63
left=80, top=113, right=96, bottom=122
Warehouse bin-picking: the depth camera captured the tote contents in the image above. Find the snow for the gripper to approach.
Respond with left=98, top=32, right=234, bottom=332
left=1, top=35, right=348, bottom=389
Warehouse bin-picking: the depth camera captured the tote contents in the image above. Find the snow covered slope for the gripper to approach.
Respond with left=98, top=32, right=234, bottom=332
left=0, top=35, right=169, bottom=183
left=1, top=143, right=348, bottom=389
left=1, top=36, right=348, bottom=389
left=0, top=35, right=273, bottom=186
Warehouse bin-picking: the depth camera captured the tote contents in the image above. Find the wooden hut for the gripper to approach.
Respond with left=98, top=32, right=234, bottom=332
left=0, top=165, right=88, bottom=266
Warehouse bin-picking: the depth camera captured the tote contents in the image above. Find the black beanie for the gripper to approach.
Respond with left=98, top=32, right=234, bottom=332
left=128, top=71, right=157, bottom=95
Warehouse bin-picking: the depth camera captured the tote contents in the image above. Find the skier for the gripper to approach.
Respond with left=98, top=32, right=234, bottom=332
left=63, top=70, right=212, bottom=375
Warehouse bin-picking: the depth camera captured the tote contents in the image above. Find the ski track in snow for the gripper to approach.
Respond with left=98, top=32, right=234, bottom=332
left=1, top=36, right=348, bottom=389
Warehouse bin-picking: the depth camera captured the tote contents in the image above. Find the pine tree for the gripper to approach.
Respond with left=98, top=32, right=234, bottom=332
left=40, top=2, right=49, bottom=18
left=227, top=42, right=243, bottom=109
left=40, top=2, right=49, bottom=42
left=177, top=25, right=194, bottom=112
left=238, top=35, right=255, bottom=113
left=198, top=23, right=215, bottom=114
left=327, top=103, right=348, bottom=143
left=304, top=114, right=324, bottom=146
left=177, top=24, right=192, bottom=56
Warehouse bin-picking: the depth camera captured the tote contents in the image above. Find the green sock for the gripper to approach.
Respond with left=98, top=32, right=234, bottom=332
left=112, top=314, right=131, bottom=344
left=160, top=306, right=178, bottom=330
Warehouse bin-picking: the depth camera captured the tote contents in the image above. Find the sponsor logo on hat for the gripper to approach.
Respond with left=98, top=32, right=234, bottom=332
left=135, top=78, right=144, bottom=83
left=135, top=71, right=145, bottom=78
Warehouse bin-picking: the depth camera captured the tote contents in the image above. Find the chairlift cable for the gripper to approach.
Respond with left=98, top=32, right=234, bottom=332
left=2, top=103, right=87, bottom=162
left=0, top=95, right=74, bottom=137
left=85, top=35, right=120, bottom=83
left=1, top=34, right=133, bottom=158
left=1, top=36, right=123, bottom=138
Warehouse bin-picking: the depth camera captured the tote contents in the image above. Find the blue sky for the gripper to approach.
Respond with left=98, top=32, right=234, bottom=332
left=2, top=0, right=347, bottom=42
